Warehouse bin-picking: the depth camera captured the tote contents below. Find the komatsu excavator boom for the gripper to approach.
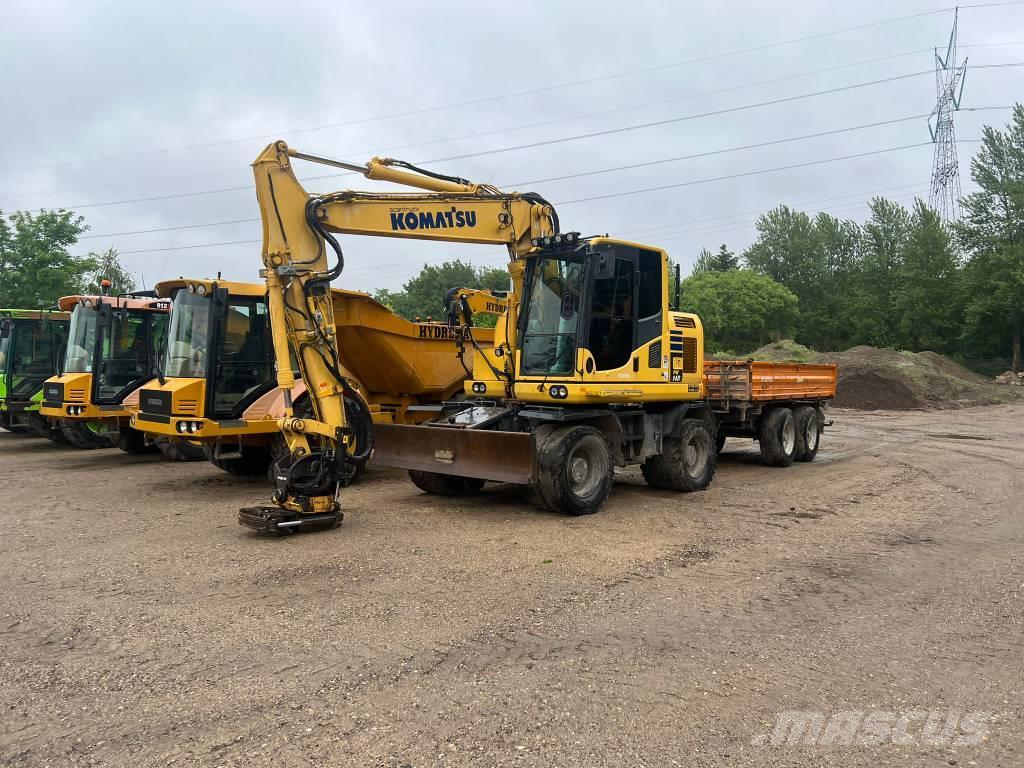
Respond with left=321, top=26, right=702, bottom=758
left=241, top=141, right=559, bottom=531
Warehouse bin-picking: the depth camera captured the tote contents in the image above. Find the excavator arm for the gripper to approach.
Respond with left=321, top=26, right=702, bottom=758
left=244, top=140, right=558, bottom=530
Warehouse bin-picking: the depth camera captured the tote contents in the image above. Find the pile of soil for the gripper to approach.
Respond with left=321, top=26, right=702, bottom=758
left=745, top=341, right=1023, bottom=411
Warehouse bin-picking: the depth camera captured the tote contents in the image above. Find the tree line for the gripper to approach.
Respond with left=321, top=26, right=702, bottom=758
left=0, top=210, right=135, bottom=307
left=677, top=104, right=1023, bottom=372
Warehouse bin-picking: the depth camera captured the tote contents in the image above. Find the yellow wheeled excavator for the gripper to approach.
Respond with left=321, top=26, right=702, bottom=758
left=238, top=141, right=716, bottom=534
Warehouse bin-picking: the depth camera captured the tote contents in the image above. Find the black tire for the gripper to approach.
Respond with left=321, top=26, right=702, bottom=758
left=205, top=443, right=274, bottom=476
left=793, top=405, right=821, bottom=462
left=715, top=431, right=727, bottom=455
left=26, top=412, right=63, bottom=441
left=116, top=427, right=158, bottom=454
left=758, top=407, right=796, bottom=467
left=408, top=470, right=486, bottom=496
left=0, top=413, right=26, bottom=433
left=60, top=421, right=114, bottom=449
left=641, top=418, right=716, bottom=492
left=534, top=425, right=614, bottom=516
left=155, top=436, right=207, bottom=462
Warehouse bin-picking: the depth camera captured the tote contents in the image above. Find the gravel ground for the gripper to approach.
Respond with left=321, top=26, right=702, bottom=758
left=1, top=405, right=1022, bottom=767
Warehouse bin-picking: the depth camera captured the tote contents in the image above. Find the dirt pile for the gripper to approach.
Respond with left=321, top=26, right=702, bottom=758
left=995, top=370, right=1024, bottom=386
left=746, top=341, right=1023, bottom=410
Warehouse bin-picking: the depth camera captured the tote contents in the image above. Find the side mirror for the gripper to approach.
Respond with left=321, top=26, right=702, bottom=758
left=594, top=249, right=615, bottom=280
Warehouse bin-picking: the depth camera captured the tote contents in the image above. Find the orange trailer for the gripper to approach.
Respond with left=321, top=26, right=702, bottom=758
left=705, top=360, right=838, bottom=466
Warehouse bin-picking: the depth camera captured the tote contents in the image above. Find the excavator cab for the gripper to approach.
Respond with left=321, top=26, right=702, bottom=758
left=463, top=236, right=704, bottom=405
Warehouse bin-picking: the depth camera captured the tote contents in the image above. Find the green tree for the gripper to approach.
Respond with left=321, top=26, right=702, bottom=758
left=372, top=260, right=509, bottom=326
left=85, top=247, right=136, bottom=296
left=893, top=201, right=962, bottom=354
left=679, top=269, right=799, bottom=353
left=0, top=209, right=93, bottom=308
left=956, top=104, right=1024, bottom=370
left=742, top=206, right=832, bottom=348
left=853, top=197, right=911, bottom=347
left=692, top=244, right=738, bottom=274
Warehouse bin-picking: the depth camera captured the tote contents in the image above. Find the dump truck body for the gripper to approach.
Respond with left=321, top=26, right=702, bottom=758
left=705, top=359, right=838, bottom=466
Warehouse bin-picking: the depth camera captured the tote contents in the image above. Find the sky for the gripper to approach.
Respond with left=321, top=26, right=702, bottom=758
left=1, top=0, right=1022, bottom=295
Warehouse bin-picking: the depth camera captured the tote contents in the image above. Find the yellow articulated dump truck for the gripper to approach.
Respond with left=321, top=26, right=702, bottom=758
left=130, top=278, right=493, bottom=478
left=40, top=292, right=170, bottom=451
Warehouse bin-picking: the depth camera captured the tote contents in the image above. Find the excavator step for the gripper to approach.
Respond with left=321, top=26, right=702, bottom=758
left=238, top=505, right=343, bottom=535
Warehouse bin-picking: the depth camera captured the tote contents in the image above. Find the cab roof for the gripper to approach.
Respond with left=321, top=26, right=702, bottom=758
left=57, top=295, right=168, bottom=312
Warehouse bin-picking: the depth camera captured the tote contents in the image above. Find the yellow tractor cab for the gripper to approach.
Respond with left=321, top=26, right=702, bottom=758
left=40, top=293, right=170, bottom=451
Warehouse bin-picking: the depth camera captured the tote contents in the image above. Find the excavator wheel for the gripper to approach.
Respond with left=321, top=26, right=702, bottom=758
left=116, top=427, right=159, bottom=455
left=641, top=418, right=716, bottom=492
left=238, top=505, right=343, bottom=535
left=154, top=436, right=207, bottom=462
left=408, top=470, right=485, bottom=497
left=533, top=425, right=614, bottom=516
left=60, top=421, right=114, bottom=450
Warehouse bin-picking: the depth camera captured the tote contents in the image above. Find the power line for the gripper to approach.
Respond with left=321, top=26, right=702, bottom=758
left=1, top=5, right=973, bottom=176
left=57, top=69, right=957, bottom=212
left=556, top=142, right=971, bottom=206
left=0, top=45, right=946, bottom=204
left=76, top=113, right=953, bottom=240
left=78, top=141, right=972, bottom=258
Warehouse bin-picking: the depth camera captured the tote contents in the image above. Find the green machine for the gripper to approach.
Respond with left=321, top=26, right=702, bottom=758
left=0, top=308, right=71, bottom=439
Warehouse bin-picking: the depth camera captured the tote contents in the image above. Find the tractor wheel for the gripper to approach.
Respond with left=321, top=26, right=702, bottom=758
left=534, top=425, right=613, bottom=516
left=641, top=418, right=716, bottom=492
left=205, top=444, right=274, bottom=476
left=154, top=436, right=207, bottom=462
left=60, top=421, right=114, bottom=449
left=0, top=413, right=26, bottom=433
left=758, top=407, right=796, bottom=467
left=408, top=470, right=485, bottom=496
left=116, top=427, right=158, bottom=454
left=793, top=405, right=821, bottom=463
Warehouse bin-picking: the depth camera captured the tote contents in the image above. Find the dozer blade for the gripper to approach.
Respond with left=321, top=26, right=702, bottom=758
left=370, top=423, right=534, bottom=484
left=238, top=505, right=343, bottom=535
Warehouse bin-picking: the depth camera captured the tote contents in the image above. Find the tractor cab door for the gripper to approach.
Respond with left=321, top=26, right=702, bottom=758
left=206, top=292, right=275, bottom=419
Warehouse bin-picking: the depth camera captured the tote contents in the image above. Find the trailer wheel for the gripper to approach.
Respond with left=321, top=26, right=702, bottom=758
left=408, top=470, right=486, bottom=496
left=534, top=425, right=614, bottom=516
left=758, top=407, right=796, bottom=467
left=60, top=421, right=113, bottom=449
left=116, top=427, right=159, bottom=454
left=793, top=406, right=820, bottom=462
left=155, top=436, right=207, bottom=462
left=642, top=418, right=716, bottom=492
